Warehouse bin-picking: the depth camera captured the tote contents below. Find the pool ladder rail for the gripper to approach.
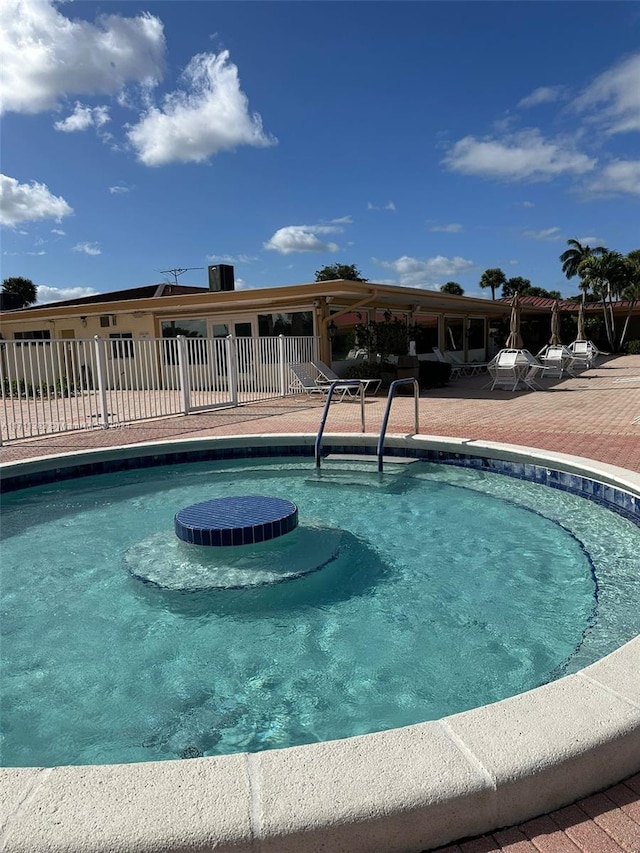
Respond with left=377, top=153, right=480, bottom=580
left=314, top=378, right=420, bottom=472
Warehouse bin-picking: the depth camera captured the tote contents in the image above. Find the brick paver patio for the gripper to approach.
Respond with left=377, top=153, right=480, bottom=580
left=2, top=353, right=639, bottom=852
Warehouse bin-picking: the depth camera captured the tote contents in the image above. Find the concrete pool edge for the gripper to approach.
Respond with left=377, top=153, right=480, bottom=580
left=1, top=433, right=639, bottom=853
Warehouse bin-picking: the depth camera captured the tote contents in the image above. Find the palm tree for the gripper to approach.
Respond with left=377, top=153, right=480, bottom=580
left=559, top=239, right=607, bottom=308
left=578, top=251, right=626, bottom=350
left=2, top=276, right=38, bottom=308
left=479, top=268, right=506, bottom=300
left=619, top=250, right=640, bottom=349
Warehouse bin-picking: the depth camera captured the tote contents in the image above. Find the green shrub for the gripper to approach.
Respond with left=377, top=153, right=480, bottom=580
left=625, top=340, right=640, bottom=355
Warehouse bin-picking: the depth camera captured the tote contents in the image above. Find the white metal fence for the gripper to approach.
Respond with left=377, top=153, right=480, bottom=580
left=0, top=335, right=319, bottom=443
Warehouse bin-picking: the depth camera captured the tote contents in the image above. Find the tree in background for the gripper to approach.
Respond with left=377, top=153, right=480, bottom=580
left=2, top=276, right=38, bottom=308
left=502, top=276, right=531, bottom=298
left=479, top=268, right=506, bottom=300
left=503, top=277, right=560, bottom=299
left=524, top=286, right=561, bottom=299
left=315, top=263, right=368, bottom=282
left=578, top=250, right=628, bottom=350
left=440, top=281, right=464, bottom=295
left=619, top=249, right=640, bottom=349
left=559, top=239, right=606, bottom=304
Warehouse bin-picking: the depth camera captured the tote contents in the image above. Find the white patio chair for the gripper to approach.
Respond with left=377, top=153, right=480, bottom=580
left=537, top=345, right=576, bottom=379
left=488, top=350, right=521, bottom=391
left=310, top=359, right=381, bottom=396
left=568, top=340, right=598, bottom=369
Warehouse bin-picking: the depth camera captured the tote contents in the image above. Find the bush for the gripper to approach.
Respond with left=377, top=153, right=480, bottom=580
left=418, top=361, right=451, bottom=388
left=343, top=361, right=390, bottom=381
left=625, top=340, right=640, bottom=355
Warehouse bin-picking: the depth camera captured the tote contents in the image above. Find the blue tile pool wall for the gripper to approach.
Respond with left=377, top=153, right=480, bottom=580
left=1, top=443, right=638, bottom=525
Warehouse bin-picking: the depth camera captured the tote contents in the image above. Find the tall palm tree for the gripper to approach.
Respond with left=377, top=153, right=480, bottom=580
left=479, top=268, right=506, bottom=300
left=559, top=240, right=607, bottom=306
left=619, top=250, right=640, bottom=349
left=578, top=251, right=626, bottom=350
left=2, top=276, right=38, bottom=308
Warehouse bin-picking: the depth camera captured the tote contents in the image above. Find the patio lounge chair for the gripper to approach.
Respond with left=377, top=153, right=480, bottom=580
left=432, top=347, right=487, bottom=377
left=288, top=363, right=357, bottom=401
left=432, top=347, right=462, bottom=379
left=310, top=359, right=381, bottom=396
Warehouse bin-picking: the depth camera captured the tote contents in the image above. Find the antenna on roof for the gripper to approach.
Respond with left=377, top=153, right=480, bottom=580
left=158, top=267, right=204, bottom=285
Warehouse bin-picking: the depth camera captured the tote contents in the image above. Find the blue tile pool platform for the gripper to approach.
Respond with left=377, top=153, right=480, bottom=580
left=174, top=496, right=298, bottom=547
left=1, top=439, right=638, bottom=525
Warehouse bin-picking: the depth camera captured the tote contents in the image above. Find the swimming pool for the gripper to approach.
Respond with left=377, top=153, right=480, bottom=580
left=1, top=433, right=639, bottom=852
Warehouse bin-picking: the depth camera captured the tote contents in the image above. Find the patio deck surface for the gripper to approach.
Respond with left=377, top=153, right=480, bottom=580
left=2, top=353, right=639, bottom=852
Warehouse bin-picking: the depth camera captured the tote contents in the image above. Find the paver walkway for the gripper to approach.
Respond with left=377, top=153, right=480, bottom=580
left=2, top=353, right=639, bottom=852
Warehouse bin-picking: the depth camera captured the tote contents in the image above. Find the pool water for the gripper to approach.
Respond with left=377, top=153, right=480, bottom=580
left=1, top=457, right=639, bottom=767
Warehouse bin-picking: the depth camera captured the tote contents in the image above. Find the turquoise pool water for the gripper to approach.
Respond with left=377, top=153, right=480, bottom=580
left=1, top=457, right=639, bottom=767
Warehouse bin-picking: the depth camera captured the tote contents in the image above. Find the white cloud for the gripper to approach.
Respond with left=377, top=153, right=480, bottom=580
left=0, top=174, right=73, bottom=226
left=264, top=223, right=343, bottom=254
left=51, top=228, right=65, bottom=236
left=37, top=285, right=100, bottom=304
left=206, top=253, right=257, bottom=264
left=73, top=242, right=101, bottom=256
left=587, top=160, right=640, bottom=196
left=515, top=200, right=535, bottom=208
left=26, top=250, right=46, bottom=256
left=576, top=236, right=605, bottom=247
left=518, top=86, right=565, bottom=109
left=329, top=215, right=353, bottom=225
left=443, top=130, right=596, bottom=182
left=0, top=0, right=165, bottom=114
left=127, top=51, right=276, bottom=166
left=54, top=103, right=110, bottom=132
left=522, top=227, right=562, bottom=241
left=573, top=53, right=640, bottom=135
left=509, top=260, right=519, bottom=265
left=367, top=201, right=396, bottom=211
left=376, top=255, right=474, bottom=288
left=109, top=185, right=130, bottom=194
left=428, top=223, right=463, bottom=233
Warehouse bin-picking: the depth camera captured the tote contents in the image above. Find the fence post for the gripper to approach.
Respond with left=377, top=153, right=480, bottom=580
left=93, top=336, right=110, bottom=429
left=227, top=335, right=239, bottom=406
left=176, top=336, right=191, bottom=414
left=278, top=334, right=286, bottom=397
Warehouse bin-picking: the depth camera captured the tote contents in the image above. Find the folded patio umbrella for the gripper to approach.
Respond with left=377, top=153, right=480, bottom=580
left=505, top=292, right=523, bottom=349
left=549, top=299, right=561, bottom=345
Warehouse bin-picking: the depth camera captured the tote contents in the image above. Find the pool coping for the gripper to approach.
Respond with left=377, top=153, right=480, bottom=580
left=1, top=432, right=639, bottom=853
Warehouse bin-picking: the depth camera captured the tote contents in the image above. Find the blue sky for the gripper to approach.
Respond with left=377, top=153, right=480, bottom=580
left=1, top=1, right=639, bottom=304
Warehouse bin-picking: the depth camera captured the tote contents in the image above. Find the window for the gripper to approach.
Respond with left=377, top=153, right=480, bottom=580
left=100, top=315, right=117, bottom=328
left=160, top=319, right=207, bottom=364
left=14, top=330, right=51, bottom=344
left=258, top=311, right=313, bottom=337
left=109, top=333, right=134, bottom=358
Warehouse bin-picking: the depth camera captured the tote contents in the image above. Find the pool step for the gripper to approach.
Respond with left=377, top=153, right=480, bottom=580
left=323, top=454, right=418, bottom=466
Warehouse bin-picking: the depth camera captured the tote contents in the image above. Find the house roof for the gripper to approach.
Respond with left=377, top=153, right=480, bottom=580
left=497, top=295, right=637, bottom=311
left=11, top=283, right=208, bottom=312
left=2, top=280, right=515, bottom=321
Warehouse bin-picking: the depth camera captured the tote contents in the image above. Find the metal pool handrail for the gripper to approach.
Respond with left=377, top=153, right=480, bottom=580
left=314, top=380, right=365, bottom=467
left=377, top=378, right=419, bottom=472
